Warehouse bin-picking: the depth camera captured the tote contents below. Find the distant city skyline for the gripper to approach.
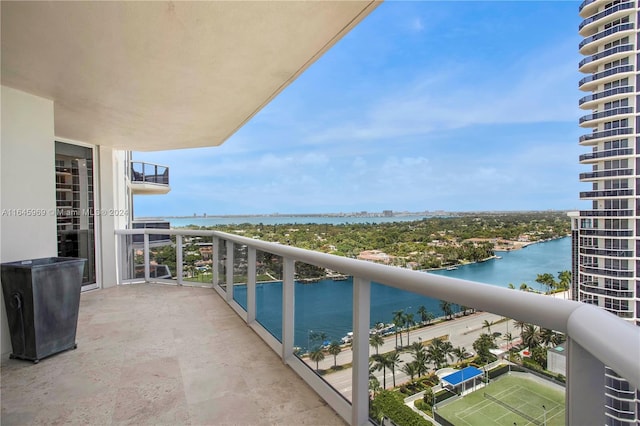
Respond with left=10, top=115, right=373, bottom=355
left=133, top=1, right=586, bottom=218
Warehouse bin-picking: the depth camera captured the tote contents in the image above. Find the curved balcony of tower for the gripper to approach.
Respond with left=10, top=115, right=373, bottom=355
left=579, top=106, right=634, bottom=127
left=579, top=85, right=634, bottom=109
left=578, top=1, right=635, bottom=37
left=579, top=127, right=634, bottom=145
left=578, top=22, right=635, bottom=55
left=579, top=167, right=633, bottom=181
left=579, top=43, right=634, bottom=72
left=579, top=0, right=609, bottom=18
left=579, top=147, right=634, bottom=163
left=578, top=65, right=635, bottom=91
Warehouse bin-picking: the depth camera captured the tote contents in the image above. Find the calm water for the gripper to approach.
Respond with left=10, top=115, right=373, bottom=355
left=167, top=215, right=429, bottom=227
left=234, top=237, right=571, bottom=350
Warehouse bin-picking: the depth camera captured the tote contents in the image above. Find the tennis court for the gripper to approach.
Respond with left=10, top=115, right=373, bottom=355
left=436, top=374, right=565, bottom=426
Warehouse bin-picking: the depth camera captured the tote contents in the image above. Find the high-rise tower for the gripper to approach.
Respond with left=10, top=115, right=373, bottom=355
left=575, top=0, right=639, bottom=424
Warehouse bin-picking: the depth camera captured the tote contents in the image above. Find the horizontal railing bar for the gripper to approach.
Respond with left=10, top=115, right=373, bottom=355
left=116, top=228, right=640, bottom=389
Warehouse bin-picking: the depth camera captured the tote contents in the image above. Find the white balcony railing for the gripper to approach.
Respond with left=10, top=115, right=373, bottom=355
left=115, top=228, right=640, bottom=426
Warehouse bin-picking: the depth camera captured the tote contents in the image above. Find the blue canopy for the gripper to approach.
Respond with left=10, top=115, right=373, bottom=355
left=441, top=366, right=483, bottom=387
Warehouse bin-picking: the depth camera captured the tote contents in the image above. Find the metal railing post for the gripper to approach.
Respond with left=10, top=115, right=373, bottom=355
left=143, top=233, right=150, bottom=282
left=282, top=257, right=295, bottom=362
left=566, top=337, right=605, bottom=425
left=352, top=277, right=371, bottom=426
left=212, top=237, right=219, bottom=288
left=176, top=235, right=183, bottom=285
left=226, top=241, right=234, bottom=302
left=247, top=247, right=256, bottom=324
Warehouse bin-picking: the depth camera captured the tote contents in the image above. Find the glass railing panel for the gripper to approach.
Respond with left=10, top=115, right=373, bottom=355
left=232, top=244, right=249, bottom=309
left=147, top=234, right=177, bottom=283
left=119, top=234, right=140, bottom=281
left=294, top=265, right=354, bottom=402
left=181, top=236, right=213, bottom=287
left=217, top=239, right=227, bottom=291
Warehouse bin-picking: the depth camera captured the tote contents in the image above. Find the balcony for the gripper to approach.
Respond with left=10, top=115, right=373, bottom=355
left=579, top=86, right=634, bottom=108
left=130, top=162, right=171, bottom=195
left=579, top=209, right=633, bottom=217
left=579, top=168, right=633, bottom=179
left=103, top=228, right=639, bottom=425
left=579, top=106, right=634, bottom=127
left=578, top=23, right=635, bottom=54
left=578, top=65, right=634, bottom=91
left=578, top=1, right=635, bottom=35
left=579, top=148, right=633, bottom=162
left=579, top=43, right=634, bottom=71
left=579, top=127, right=633, bottom=144
left=0, top=283, right=345, bottom=425
left=580, top=189, right=633, bottom=198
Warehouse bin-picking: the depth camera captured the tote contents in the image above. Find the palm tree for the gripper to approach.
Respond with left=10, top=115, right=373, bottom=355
left=371, top=354, right=389, bottom=389
left=521, top=324, right=541, bottom=349
left=309, top=347, right=325, bottom=372
left=513, top=319, right=526, bottom=339
left=519, top=283, right=528, bottom=291
left=439, top=300, right=453, bottom=320
left=558, top=270, right=571, bottom=291
left=540, top=328, right=557, bottom=347
left=405, top=313, right=415, bottom=346
left=441, top=340, right=454, bottom=365
left=401, top=361, right=419, bottom=382
left=536, top=273, right=557, bottom=294
left=417, top=305, right=429, bottom=324
left=370, top=334, right=384, bottom=355
left=452, top=346, right=467, bottom=363
left=392, top=310, right=405, bottom=348
left=327, top=341, right=341, bottom=367
left=387, top=351, right=402, bottom=388
left=482, top=319, right=493, bottom=335
left=409, top=341, right=428, bottom=377
left=427, top=337, right=447, bottom=369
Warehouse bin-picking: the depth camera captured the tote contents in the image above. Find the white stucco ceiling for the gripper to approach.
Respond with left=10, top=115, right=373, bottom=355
left=1, top=1, right=379, bottom=151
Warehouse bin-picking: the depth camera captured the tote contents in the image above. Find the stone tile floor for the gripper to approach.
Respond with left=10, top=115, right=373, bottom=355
left=1, top=284, right=346, bottom=425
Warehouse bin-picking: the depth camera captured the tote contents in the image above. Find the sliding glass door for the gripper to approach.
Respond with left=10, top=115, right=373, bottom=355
left=55, top=141, right=97, bottom=288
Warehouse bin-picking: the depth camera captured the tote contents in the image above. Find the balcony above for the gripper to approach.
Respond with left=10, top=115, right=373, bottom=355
left=0, top=284, right=345, bottom=425
left=578, top=23, right=635, bottom=55
left=579, top=148, right=633, bottom=163
left=579, top=127, right=633, bottom=145
left=131, top=162, right=170, bottom=195
left=578, top=1, right=635, bottom=36
left=579, top=0, right=607, bottom=18
left=579, top=86, right=634, bottom=109
left=579, top=106, right=633, bottom=127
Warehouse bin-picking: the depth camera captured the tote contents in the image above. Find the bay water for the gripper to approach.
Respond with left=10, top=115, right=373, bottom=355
left=233, top=237, right=571, bottom=350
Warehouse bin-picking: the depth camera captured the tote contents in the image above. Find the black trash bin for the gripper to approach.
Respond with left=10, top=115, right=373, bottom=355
left=1, top=257, right=86, bottom=363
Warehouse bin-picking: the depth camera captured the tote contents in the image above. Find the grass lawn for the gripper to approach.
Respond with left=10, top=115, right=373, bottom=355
left=436, top=374, right=565, bottom=426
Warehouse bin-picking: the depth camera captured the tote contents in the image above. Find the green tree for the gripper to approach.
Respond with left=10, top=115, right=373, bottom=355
left=309, top=347, right=325, bottom=372
left=519, top=283, right=529, bottom=291
left=522, top=324, right=541, bottom=349
left=473, top=333, right=497, bottom=364
left=387, top=351, right=402, bottom=388
left=405, top=313, right=415, bottom=346
left=392, top=310, right=405, bottom=348
left=427, top=337, right=447, bottom=369
left=452, top=346, right=467, bottom=363
left=482, top=319, right=493, bottom=335
left=535, top=273, right=557, bottom=294
left=401, top=361, right=419, bottom=382
left=370, top=334, right=384, bottom=355
left=327, top=341, right=341, bottom=367
left=417, top=305, right=430, bottom=324
left=439, top=300, right=453, bottom=320
left=558, top=270, right=571, bottom=291
left=372, top=353, right=393, bottom=389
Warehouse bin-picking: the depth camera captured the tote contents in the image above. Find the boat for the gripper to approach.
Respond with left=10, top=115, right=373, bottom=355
left=446, top=266, right=458, bottom=271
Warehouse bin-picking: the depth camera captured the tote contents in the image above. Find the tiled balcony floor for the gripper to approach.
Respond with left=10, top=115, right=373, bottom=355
left=1, top=284, right=346, bottom=425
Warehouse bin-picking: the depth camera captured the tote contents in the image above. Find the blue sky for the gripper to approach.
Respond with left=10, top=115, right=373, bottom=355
left=134, top=1, right=587, bottom=218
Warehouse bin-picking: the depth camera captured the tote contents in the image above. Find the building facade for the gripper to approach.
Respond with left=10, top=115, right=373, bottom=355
left=575, top=0, right=640, bottom=424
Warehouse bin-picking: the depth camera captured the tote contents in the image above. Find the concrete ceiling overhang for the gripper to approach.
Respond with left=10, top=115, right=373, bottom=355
left=1, top=1, right=379, bottom=151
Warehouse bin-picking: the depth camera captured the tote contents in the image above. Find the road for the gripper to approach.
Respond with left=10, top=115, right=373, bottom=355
left=303, top=311, right=517, bottom=401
